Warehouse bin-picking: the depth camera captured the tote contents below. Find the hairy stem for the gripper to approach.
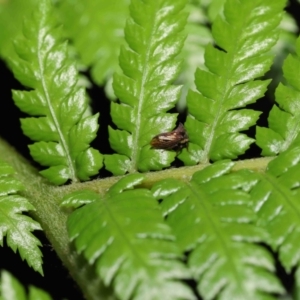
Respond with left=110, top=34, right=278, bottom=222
left=0, top=137, right=114, bottom=300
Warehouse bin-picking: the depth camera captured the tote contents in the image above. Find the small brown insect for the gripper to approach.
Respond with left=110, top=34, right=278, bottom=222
left=150, top=123, right=189, bottom=151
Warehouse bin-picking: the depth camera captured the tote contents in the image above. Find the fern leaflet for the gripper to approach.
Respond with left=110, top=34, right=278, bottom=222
left=105, top=0, right=187, bottom=175
left=179, top=0, right=285, bottom=165
left=0, top=160, right=43, bottom=275
left=64, top=174, right=194, bottom=300
left=256, top=36, right=300, bottom=155
left=9, top=0, right=102, bottom=185
left=0, top=0, right=37, bottom=61
left=251, top=146, right=300, bottom=287
left=152, top=161, right=284, bottom=300
left=55, top=0, right=130, bottom=100
left=1, top=270, right=51, bottom=300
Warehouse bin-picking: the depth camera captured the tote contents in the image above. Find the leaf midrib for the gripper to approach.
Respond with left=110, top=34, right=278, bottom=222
left=188, top=182, right=244, bottom=293
left=37, top=16, right=78, bottom=182
left=101, top=196, right=149, bottom=271
left=201, top=8, right=251, bottom=163
left=129, top=2, right=159, bottom=173
left=261, top=172, right=300, bottom=245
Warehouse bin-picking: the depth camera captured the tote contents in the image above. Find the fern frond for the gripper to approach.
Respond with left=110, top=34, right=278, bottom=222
left=9, top=0, right=102, bottom=185
left=256, top=36, right=300, bottom=155
left=152, top=161, right=284, bottom=300
left=0, top=0, right=37, bottom=60
left=66, top=174, right=194, bottom=300
left=251, top=146, right=300, bottom=277
left=1, top=270, right=51, bottom=300
left=105, top=0, right=187, bottom=175
left=0, top=160, right=43, bottom=275
left=263, top=13, right=297, bottom=97
left=179, top=0, right=285, bottom=165
left=55, top=0, right=130, bottom=99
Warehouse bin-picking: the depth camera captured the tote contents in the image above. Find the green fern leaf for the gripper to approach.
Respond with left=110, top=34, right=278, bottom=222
left=0, top=0, right=37, bottom=60
left=0, top=0, right=94, bottom=95
left=152, top=161, right=284, bottom=300
left=28, top=286, right=51, bottom=300
left=28, top=287, right=51, bottom=300
left=1, top=270, right=26, bottom=300
left=251, top=146, right=300, bottom=276
left=0, top=160, right=43, bottom=275
left=263, top=13, right=297, bottom=98
left=103, top=154, right=131, bottom=176
left=105, top=0, right=187, bottom=175
left=256, top=36, right=300, bottom=155
left=106, top=173, right=145, bottom=196
left=10, top=0, right=102, bottom=185
left=55, top=0, right=130, bottom=99
left=66, top=175, right=194, bottom=300
left=1, top=271, right=51, bottom=300
left=179, top=0, right=285, bottom=165
left=61, top=189, right=99, bottom=209
left=61, top=173, right=145, bottom=208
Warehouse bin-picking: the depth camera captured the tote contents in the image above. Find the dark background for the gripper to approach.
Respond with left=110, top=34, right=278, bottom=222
left=0, top=1, right=299, bottom=299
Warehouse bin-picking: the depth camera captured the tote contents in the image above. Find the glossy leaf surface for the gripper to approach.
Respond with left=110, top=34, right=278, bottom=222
left=152, top=162, right=283, bottom=300
left=256, top=36, right=300, bottom=155
left=179, top=0, right=285, bottom=165
left=0, top=160, right=43, bottom=275
left=251, top=146, right=300, bottom=275
left=66, top=177, right=194, bottom=300
left=10, top=0, right=102, bottom=185
left=105, top=0, right=187, bottom=175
